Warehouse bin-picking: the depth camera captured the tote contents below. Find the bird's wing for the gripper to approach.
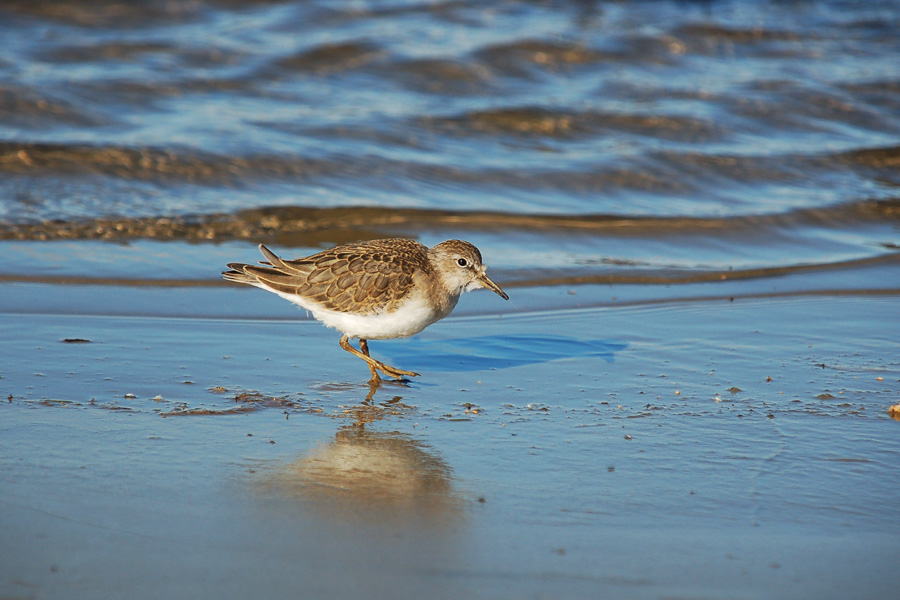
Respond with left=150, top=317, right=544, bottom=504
left=237, top=242, right=424, bottom=314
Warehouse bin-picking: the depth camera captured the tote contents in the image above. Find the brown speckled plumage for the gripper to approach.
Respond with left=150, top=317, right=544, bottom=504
left=227, top=239, right=430, bottom=315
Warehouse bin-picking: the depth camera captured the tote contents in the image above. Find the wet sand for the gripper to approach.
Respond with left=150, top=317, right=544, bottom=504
left=2, top=284, right=898, bottom=599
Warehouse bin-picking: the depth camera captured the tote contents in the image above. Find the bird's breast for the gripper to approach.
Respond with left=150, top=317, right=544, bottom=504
left=314, top=292, right=458, bottom=340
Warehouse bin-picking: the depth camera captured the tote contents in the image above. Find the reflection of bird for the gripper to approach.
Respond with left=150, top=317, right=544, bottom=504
left=266, top=425, right=462, bottom=523
left=223, top=239, right=508, bottom=383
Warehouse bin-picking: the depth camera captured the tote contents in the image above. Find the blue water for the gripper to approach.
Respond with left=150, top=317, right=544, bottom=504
left=1, top=2, right=899, bottom=598
left=0, top=0, right=898, bottom=297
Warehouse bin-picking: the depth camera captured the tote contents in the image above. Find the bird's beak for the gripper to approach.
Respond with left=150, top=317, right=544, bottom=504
left=478, top=272, right=509, bottom=301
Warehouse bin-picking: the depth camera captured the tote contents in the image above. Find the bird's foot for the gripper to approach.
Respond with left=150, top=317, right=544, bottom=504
left=373, top=361, right=419, bottom=381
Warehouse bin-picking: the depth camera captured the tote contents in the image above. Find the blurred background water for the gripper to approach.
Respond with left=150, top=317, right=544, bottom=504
left=0, top=0, right=898, bottom=304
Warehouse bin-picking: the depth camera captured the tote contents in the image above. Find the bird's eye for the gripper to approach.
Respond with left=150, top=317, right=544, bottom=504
left=457, top=258, right=468, bottom=267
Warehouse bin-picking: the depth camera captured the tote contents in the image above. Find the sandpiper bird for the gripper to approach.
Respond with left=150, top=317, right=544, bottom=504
left=223, top=239, right=508, bottom=383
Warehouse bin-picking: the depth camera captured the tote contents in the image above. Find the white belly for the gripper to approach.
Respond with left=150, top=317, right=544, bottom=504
left=273, top=289, right=459, bottom=340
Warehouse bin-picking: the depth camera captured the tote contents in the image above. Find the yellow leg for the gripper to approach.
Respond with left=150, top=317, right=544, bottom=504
left=358, top=338, right=381, bottom=384
left=339, top=335, right=419, bottom=382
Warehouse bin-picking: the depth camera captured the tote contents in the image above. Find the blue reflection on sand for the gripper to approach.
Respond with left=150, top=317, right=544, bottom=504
left=379, top=334, right=627, bottom=372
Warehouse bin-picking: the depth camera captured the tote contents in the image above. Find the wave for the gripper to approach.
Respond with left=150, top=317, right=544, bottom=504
left=1, top=198, right=896, bottom=243
left=420, top=106, right=721, bottom=141
left=2, top=251, right=897, bottom=293
left=3, top=139, right=898, bottom=192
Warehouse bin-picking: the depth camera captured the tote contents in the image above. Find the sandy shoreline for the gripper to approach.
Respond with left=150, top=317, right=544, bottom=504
left=2, top=287, right=898, bottom=599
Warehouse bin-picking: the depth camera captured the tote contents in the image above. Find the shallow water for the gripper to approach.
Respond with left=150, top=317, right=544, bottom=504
left=2, top=298, right=899, bottom=598
left=1, top=0, right=899, bottom=598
